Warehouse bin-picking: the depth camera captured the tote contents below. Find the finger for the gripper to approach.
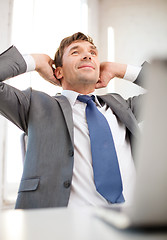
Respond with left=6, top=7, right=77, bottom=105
left=48, top=78, right=61, bottom=87
left=52, top=68, right=60, bottom=84
left=95, top=81, right=102, bottom=89
left=95, top=78, right=107, bottom=89
left=49, top=59, right=55, bottom=67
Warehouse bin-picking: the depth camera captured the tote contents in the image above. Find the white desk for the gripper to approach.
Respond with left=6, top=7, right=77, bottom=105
left=0, top=207, right=167, bottom=240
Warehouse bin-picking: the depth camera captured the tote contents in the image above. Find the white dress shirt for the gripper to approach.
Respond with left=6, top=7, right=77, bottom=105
left=62, top=90, right=136, bottom=207
left=23, top=54, right=141, bottom=207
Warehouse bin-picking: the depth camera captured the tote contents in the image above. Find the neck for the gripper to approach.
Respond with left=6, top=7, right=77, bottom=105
left=62, top=84, right=96, bottom=95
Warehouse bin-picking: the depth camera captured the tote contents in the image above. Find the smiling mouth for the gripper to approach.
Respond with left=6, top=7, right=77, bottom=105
left=78, top=65, right=95, bottom=70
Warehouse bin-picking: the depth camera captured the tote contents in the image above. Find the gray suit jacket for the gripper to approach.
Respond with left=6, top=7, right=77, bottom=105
left=0, top=46, right=146, bottom=209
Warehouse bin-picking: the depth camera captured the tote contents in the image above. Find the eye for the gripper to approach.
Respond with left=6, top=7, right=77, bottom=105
left=71, top=51, right=79, bottom=55
left=90, top=51, right=97, bottom=56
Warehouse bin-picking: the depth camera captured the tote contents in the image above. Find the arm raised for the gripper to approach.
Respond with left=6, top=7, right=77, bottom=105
left=95, top=62, right=127, bottom=89
left=31, top=54, right=61, bottom=86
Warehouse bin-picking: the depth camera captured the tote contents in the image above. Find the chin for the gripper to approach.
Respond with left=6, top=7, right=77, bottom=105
left=79, top=76, right=98, bottom=84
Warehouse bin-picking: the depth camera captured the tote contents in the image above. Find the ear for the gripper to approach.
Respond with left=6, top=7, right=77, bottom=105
left=54, top=67, right=63, bottom=80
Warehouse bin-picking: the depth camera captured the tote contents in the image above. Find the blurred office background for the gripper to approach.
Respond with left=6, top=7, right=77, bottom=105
left=0, top=0, right=167, bottom=209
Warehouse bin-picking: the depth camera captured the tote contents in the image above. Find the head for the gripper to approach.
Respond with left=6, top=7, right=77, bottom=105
left=54, top=32, right=100, bottom=94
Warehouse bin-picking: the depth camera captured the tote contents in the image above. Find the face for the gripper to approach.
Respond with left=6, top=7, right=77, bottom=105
left=55, top=40, right=100, bottom=93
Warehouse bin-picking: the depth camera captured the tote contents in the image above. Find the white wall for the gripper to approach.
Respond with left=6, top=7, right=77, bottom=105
left=0, top=0, right=13, bottom=52
left=87, top=0, right=99, bottom=46
left=99, top=0, right=167, bottom=98
left=0, top=0, right=14, bottom=208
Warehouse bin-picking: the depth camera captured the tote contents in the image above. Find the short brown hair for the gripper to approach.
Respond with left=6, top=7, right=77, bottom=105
left=54, top=32, right=95, bottom=67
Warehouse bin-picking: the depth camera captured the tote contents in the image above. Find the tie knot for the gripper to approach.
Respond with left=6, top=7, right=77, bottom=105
left=77, top=95, right=94, bottom=104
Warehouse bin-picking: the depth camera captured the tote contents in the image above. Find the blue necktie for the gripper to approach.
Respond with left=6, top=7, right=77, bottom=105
left=77, top=95, right=125, bottom=203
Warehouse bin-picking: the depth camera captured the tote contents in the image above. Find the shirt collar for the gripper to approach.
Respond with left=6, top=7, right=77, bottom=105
left=61, top=90, right=102, bottom=107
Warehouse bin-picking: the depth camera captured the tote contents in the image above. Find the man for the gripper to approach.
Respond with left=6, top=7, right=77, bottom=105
left=0, top=32, right=145, bottom=209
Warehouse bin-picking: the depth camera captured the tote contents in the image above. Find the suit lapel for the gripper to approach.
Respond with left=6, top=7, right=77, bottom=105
left=54, top=95, right=74, bottom=145
left=97, top=94, right=140, bottom=138
left=54, top=93, right=139, bottom=143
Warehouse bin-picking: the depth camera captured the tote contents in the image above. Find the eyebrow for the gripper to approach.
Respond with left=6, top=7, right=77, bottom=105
left=69, top=44, right=97, bottom=53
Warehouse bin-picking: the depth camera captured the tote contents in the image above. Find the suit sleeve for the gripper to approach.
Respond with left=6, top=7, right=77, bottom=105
left=133, top=61, right=150, bottom=88
left=0, top=46, right=31, bottom=133
left=126, top=62, right=150, bottom=123
left=0, top=46, right=27, bottom=80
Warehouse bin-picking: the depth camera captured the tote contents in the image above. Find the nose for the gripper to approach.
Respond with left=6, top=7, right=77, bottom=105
left=82, top=52, right=92, bottom=60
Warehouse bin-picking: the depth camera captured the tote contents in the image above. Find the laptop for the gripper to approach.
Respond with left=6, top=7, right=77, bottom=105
left=94, top=59, right=167, bottom=229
